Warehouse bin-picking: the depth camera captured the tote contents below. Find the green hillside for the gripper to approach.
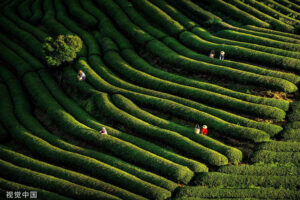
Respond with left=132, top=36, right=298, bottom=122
left=0, top=0, right=300, bottom=199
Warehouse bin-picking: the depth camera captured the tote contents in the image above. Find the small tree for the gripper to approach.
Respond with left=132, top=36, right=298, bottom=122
left=43, top=35, right=82, bottom=67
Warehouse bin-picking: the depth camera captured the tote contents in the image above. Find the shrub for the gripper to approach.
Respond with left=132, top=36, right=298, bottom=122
left=167, top=0, right=222, bottom=24
left=175, top=186, right=300, bottom=199
left=0, top=159, right=122, bottom=200
left=0, top=14, right=44, bottom=59
left=29, top=0, right=43, bottom=24
left=121, top=49, right=290, bottom=111
left=94, top=0, right=299, bottom=91
left=225, top=0, right=295, bottom=32
left=215, top=29, right=300, bottom=51
left=218, top=164, right=300, bottom=176
left=162, top=37, right=300, bottom=86
left=95, top=36, right=284, bottom=137
left=0, top=65, right=178, bottom=192
left=251, top=150, right=300, bottom=166
left=172, top=0, right=269, bottom=27
left=42, top=35, right=82, bottom=67
left=0, top=83, right=171, bottom=200
left=21, top=3, right=208, bottom=174
left=65, top=64, right=207, bottom=173
left=0, top=177, right=72, bottom=200
left=0, top=146, right=147, bottom=200
left=112, top=94, right=242, bottom=163
left=63, top=0, right=97, bottom=28
left=182, top=30, right=300, bottom=71
left=0, top=43, right=193, bottom=187
left=96, top=92, right=228, bottom=167
left=285, top=121, right=300, bottom=129
left=127, top=0, right=300, bottom=69
left=288, top=110, right=300, bottom=121
left=281, top=128, right=300, bottom=141
left=75, top=58, right=270, bottom=144
left=242, top=0, right=299, bottom=28
left=225, top=23, right=300, bottom=44
left=273, top=0, right=300, bottom=13
left=114, top=0, right=297, bottom=100
left=244, top=25, right=300, bottom=40
left=193, top=172, right=300, bottom=189
left=18, top=0, right=32, bottom=20
left=102, top=37, right=287, bottom=120
left=256, top=141, right=300, bottom=152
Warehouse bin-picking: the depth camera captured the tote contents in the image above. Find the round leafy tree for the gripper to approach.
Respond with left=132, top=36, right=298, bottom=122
left=43, top=35, right=82, bottom=67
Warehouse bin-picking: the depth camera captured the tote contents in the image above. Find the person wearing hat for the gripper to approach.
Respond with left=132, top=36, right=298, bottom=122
left=100, top=127, right=108, bottom=135
left=209, top=50, right=215, bottom=58
left=201, top=125, right=208, bottom=135
left=219, top=51, right=225, bottom=61
left=194, top=124, right=200, bottom=134
left=77, top=70, right=86, bottom=81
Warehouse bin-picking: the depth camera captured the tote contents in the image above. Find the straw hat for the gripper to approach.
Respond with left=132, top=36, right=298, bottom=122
left=202, top=125, right=207, bottom=129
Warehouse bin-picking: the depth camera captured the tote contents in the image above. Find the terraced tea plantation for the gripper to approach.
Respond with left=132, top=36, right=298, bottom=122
left=0, top=0, right=300, bottom=199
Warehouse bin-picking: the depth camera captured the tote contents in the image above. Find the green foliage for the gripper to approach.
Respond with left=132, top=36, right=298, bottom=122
left=0, top=177, right=72, bottom=200
left=0, top=43, right=179, bottom=197
left=68, top=59, right=210, bottom=173
left=128, top=0, right=300, bottom=69
left=281, top=128, right=300, bottom=141
left=244, top=25, right=300, bottom=40
left=215, top=29, right=300, bottom=51
left=0, top=65, right=178, bottom=193
left=0, top=14, right=44, bottom=59
left=29, top=0, right=43, bottom=24
left=186, top=0, right=270, bottom=27
left=112, top=94, right=242, bottom=163
left=229, top=24, right=300, bottom=44
left=0, top=159, right=121, bottom=200
left=225, top=0, right=295, bottom=32
left=2, top=0, right=300, bottom=199
left=53, top=0, right=99, bottom=56
left=64, top=0, right=97, bottom=28
left=18, top=0, right=33, bottom=20
left=285, top=121, right=300, bottom=129
left=104, top=0, right=299, bottom=91
left=251, top=150, right=300, bottom=166
left=96, top=92, right=227, bottom=167
left=273, top=0, right=300, bottom=13
left=242, top=0, right=300, bottom=28
left=256, top=141, right=300, bottom=152
left=0, top=82, right=171, bottom=200
left=75, top=57, right=271, bottom=144
left=42, top=35, right=82, bottom=67
left=114, top=0, right=300, bottom=85
left=193, top=172, right=300, bottom=189
left=0, top=146, right=147, bottom=200
left=175, top=186, right=300, bottom=199
left=260, top=0, right=300, bottom=21
left=167, top=0, right=222, bottom=25
left=102, top=37, right=287, bottom=120
left=91, top=8, right=286, bottom=136
left=218, top=164, right=300, bottom=176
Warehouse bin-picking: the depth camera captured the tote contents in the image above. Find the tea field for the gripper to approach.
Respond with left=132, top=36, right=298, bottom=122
left=0, top=0, right=300, bottom=199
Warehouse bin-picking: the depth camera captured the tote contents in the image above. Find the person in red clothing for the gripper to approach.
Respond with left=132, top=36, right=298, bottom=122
left=201, top=125, right=208, bottom=135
